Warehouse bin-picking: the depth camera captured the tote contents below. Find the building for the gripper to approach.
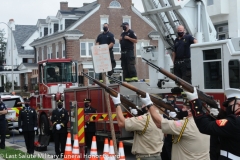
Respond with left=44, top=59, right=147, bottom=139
left=30, top=0, right=158, bottom=86
left=1, top=19, right=38, bottom=92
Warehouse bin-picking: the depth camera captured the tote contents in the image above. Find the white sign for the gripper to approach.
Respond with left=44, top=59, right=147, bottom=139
left=91, top=44, right=112, bottom=73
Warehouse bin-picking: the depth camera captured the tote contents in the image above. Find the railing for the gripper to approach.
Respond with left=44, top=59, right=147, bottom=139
left=0, top=65, right=19, bottom=71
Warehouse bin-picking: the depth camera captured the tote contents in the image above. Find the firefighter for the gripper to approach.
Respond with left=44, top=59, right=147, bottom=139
left=84, top=98, right=97, bottom=155
left=110, top=94, right=164, bottom=159
left=184, top=87, right=240, bottom=159
left=51, top=100, right=69, bottom=159
left=119, top=22, right=138, bottom=82
left=18, top=98, right=37, bottom=154
left=0, top=96, right=8, bottom=149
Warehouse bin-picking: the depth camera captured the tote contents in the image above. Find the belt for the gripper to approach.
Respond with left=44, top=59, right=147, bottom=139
left=121, top=50, right=133, bottom=54
left=220, top=150, right=240, bottom=160
left=136, top=152, right=160, bottom=158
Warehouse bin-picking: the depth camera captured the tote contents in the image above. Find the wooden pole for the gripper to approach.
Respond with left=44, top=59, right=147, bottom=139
left=102, top=72, right=118, bottom=158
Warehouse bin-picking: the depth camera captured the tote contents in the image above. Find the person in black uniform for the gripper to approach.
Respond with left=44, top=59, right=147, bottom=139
left=172, top=25, right=197, bottom=84
left=51, top=100, right=69, bottom=159
left=84, top=98, right=97, bottom=154
left=0, top=97, right=8, bottom=149
left=119, top=22, right=138, bottom=82
left=185, top=87, right=240, bottom=160
left=96, top=23, right=116, bottom=81
left=18, top=98, right=37, bottom=154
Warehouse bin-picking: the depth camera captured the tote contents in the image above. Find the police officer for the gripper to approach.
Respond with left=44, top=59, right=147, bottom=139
left=0, top=96, right=8, bottom=149
left=18, top=98, right=37, bottom=154
left=51, top=100, right=69, bottom=159
left=120, top=22, right=138, bottom=82
left=96, top=23, right=116, bottom=80
left=110, top=94, right=164, bottom=160
left=141, top=93, right=210, bottom=160
left=172, top=25, right=197, bottom=84
left=84, top=98, right=97, bottom=154
left=185, top=87, right=240, bottom=160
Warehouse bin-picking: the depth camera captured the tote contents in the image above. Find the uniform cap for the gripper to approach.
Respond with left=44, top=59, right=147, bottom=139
left=223, top=88, right=240, bottom=107
left=57, top=100, right=63, bottom=105
left=84, top=98, right=91, bottom=103
left=120, top=22, right=129, bottom=27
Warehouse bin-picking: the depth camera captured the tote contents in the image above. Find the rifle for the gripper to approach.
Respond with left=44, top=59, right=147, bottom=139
left=142, top=58, right=218, bottom=109
left=106, top=75, right=176, bottom=112
left=81, top=72, right=143, bottom=116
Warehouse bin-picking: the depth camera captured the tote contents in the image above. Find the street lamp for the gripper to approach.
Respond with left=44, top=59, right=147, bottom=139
left=0, top=22, right=14, bottom=92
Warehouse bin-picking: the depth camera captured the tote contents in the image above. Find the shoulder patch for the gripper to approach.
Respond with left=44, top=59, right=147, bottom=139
left=216, top=119, right=228, bottom=127
left=174, top=120, right=182, bottom=127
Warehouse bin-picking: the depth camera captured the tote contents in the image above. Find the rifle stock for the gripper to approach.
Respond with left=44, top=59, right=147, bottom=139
left=81, top=72, right=143, bottom=115
left=142, top=58, right=218, bottom=109
left=106, top=75, right=176, bottom=112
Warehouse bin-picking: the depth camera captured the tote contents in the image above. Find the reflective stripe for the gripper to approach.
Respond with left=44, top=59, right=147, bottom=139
left=220, top=150, right=240, bottom=160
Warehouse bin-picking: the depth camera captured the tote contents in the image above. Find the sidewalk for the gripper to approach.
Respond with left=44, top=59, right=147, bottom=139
left=0, top=141, right=62, bottom=160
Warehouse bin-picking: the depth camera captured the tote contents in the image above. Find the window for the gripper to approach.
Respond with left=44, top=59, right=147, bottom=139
left=228, top=60, right=240, bottom=88
left=40, top=32, right=42, bottom=37
left=123, top=17, right=131, bottom=28
left=109, top=0, right=121, bottom=8
left=50, top=28, right=52, bottom=34
left=88, top=69, right=99, bottom=85
left=136, top=41, right=149, bottom=56
left=100, top=17, right=109, bottom=31
left=215, top=24, right=228, bottom=40
left=56, top=45, right=59, bottom=59
left=60, top=24, right=63, bottom=30
left=28, top=59, right=33, bottom=63
left=113, top=43, right=120, bottom=53
left=207, top=0, right=213, bottom=6
left=80, top=42, right=94, bottom=57
left=62, top=43, right=65, bottom=58
left=203, top=48, right=222, bottom=89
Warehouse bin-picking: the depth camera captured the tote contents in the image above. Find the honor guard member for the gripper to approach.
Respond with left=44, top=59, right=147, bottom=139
left=0, top=96, right=8, bottom=149
left=51, top=100, right=69, bottom=159
left=141, top=93, right=210, bottom=160
left=185, top=87, right=240, bottom=160
left=84, top=98, right=97, bottom=154
left=119, top=22, right=138, bottom=82
left=96, top=23, right=116, bottom=81
left=18, top=98, right=37, bottom=154
left=110, top=94, right=164, bottom=160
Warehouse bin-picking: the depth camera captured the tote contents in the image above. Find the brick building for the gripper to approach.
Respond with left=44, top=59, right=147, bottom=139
left=30, top=0, right=158, bottom=86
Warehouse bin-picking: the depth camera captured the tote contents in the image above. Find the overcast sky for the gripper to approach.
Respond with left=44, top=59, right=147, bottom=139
left=0, top=0, right=144, bottom=37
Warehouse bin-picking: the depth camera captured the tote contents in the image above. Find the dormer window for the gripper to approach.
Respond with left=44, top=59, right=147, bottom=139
left=109, top=0, right=121, bottom=8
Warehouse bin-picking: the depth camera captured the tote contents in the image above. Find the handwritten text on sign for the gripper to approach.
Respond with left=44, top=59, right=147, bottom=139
left=91, top=44, right=112, bottom=73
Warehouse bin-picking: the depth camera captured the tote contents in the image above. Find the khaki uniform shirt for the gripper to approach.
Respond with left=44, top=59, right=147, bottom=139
left=125, top=113, right=164, bottom=155
left=161, top=116, right=210, bottom=160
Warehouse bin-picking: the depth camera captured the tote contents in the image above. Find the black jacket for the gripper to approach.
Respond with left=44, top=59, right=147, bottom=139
left=85, top=106, right=97, bottom=132
left=51, top=108, right=69, bottom=133
left=18, top=107, right=37, bottom=131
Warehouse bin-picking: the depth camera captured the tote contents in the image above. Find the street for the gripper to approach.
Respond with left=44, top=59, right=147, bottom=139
left=6, top=130, right=136, bottom=160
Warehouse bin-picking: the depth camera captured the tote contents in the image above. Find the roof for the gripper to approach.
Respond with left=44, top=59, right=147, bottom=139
left=148, top=31, right=160, bottom=36
left=38, top=19, right=47, bottom=25
left=31, top=1, right=98, bottom=46
left=20, top=63, right=38, bottom=68
left=13, top=25, right=37, bottom=55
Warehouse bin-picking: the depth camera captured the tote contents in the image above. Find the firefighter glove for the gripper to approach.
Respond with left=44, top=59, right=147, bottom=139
left=56, top=124, right=61, bottom=130
left=169, top=112, right=177, bottom=118
left=139, top=93, right=153, bottom=106
left=19, top=128, right=23, bottom=132
left=184, top=87, right=198, bottom=101
left=130, top=109, right=138, bottom=115
left=110, top=93, right=121, bottom=105
left=34, top=127, right=37, bottom=131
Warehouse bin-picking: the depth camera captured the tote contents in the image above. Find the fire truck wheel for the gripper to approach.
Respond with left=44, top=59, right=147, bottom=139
left=40, top=115, right=50, bottom=135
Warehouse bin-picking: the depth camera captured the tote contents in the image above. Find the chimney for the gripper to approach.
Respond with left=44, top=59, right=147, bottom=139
left=8, top=19, right=15, bottom=31
left=60, top=2, right=68, bottom=11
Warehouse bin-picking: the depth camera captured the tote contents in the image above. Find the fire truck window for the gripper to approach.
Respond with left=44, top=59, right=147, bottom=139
left=228, top=60, right=240, bottom=88
left=203, top=49, right=222, bottom=89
